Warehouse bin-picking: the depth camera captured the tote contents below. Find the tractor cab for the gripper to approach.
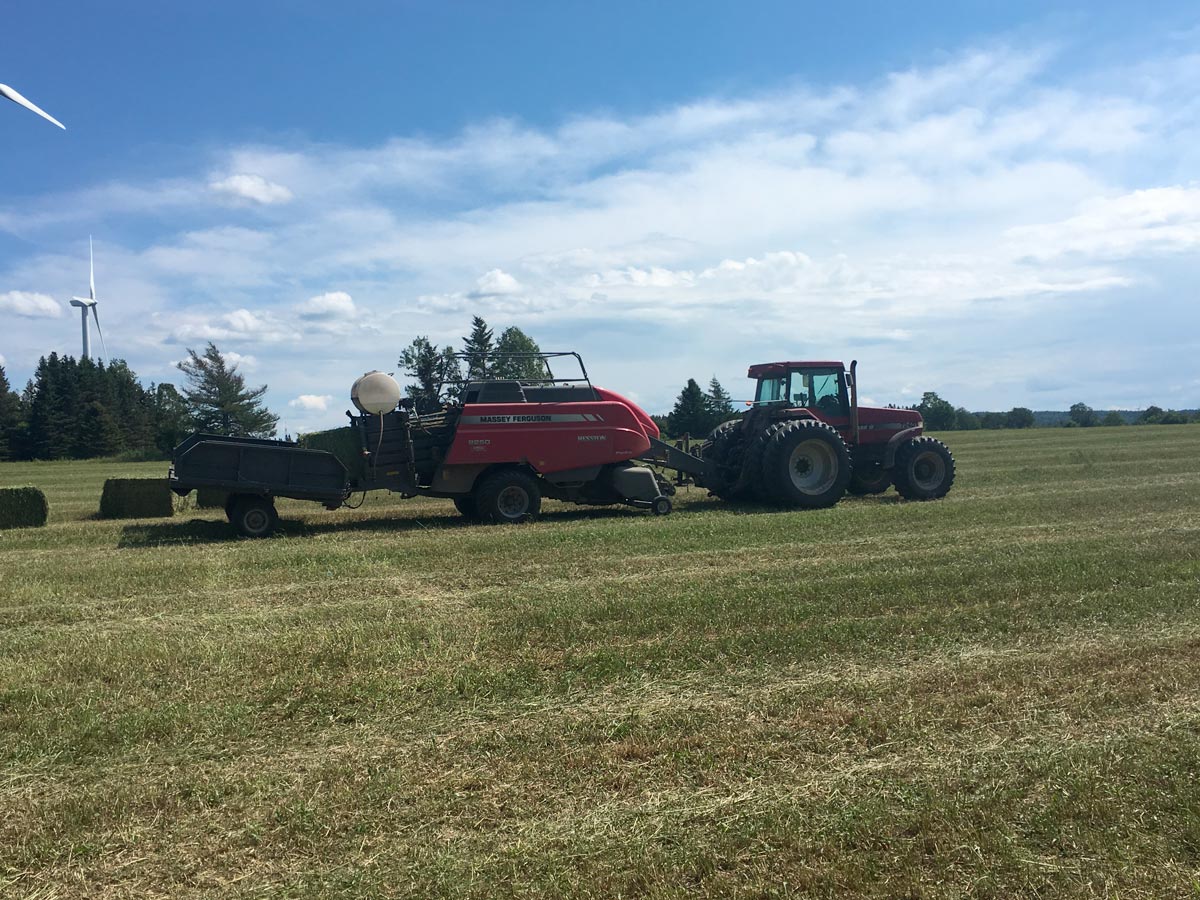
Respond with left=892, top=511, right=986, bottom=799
left=748, top=361, right=851, bottom=418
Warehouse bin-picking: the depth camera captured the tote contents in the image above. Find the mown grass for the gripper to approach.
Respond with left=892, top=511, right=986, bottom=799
left=1, top=426, right=1198, bottom=898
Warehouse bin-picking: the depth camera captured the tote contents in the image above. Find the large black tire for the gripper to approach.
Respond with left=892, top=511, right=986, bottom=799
left=893, top=437, right=956, bottom=500
left=759, top=420, right=852, bottom=509
left=725, top=421, right=785, bottom=501
left=453, top=496, right=480, bottom=520
left=699, top=418, right=742, bottom=498
left=229, top=495, right=279, bottom=538
left=474, top=469, right=541, bottom=524
left=847, top=460, right=892, bottom=495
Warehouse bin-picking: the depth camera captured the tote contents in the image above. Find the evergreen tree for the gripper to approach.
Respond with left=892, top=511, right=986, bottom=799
left=26, top=354, right=76, bottom=460
left=177, top=342, right=279, bottom=437
left=399, top=336, right=459, bottom=413
left=461, top=316, right=494, bottom=381
left=439, top=345, right=464, bottom=403
left=705, top=376, right=736, bottom=423
left=1101, top=410, right=1126, bottom=426
left=667, top=378, right=713, bottom=437
left=74, top=358, right=123, bottom=457
left=107, top=360, right=153, bottom=451
left=0, top=364, right=23, bottom=461
left=493, top=326, right=549, bottom=381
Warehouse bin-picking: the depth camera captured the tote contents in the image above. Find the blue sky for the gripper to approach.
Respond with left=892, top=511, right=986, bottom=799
left=2, top=1, right=1198, bottom=430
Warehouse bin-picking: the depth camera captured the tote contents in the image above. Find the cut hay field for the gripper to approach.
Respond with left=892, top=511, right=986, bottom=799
left=2, top=426, right=1199, bottom=898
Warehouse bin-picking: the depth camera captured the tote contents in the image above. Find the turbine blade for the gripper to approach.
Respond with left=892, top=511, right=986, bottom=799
left=0, top=83, right=66, bottom=130
left=91, top=305, right=108, bottom=361
left=89, top=236, right=95, bottom=300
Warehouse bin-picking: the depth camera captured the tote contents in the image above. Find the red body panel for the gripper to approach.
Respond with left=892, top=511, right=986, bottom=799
left=443, top=397, right=654, bottom=473
left=779, top=404, right=923, bottom=445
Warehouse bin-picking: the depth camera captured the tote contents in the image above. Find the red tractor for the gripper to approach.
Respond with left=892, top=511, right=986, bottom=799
left=687, top=360, right=955, bottom=507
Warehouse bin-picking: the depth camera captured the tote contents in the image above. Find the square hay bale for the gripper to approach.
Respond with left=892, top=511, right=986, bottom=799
left=300, top=426, right=365, bottom=481
left=99, top=478, right=175, bottom=519
left=195, top=486, right=229, bottom=509
left=0, top=486, right=49, bottom=530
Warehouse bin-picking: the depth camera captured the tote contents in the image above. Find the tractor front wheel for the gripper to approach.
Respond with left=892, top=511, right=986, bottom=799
left=760, top=420, right=852, bottom=508
left=229, top=495, right=279, bottom=538
left=453, top=496, right=481, bottom=520
left=475, top=469, right=541, bottom=524
left=893, top=437, right=956, bottom=500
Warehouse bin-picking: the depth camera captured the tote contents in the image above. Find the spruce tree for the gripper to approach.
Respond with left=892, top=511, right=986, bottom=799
left=0, top=364, right=22, bottom=461
left=667, top=379, right=712, bottom=438
left=461, top=316, right=494, bottom=381
left=177, top=343, right=279, bottom=437
left=705, top=376, right=736, bottom=423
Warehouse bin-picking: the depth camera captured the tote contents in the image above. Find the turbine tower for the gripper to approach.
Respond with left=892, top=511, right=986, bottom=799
left=70, top=237, right=107, bottom=361
left=0, top=82, right=65, bottom=129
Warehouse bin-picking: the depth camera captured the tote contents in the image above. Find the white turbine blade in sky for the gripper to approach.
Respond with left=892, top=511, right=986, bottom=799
left=0, top=82, right=65, bottom=129
left=89, top=236, right=95, bottom=299
left=90, top=305, right=107, bottom=361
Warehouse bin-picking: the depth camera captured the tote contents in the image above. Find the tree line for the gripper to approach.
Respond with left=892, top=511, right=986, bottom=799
left=0, top=343, right=278, bottom=462
left=913, top=393, right=1198, bottom=430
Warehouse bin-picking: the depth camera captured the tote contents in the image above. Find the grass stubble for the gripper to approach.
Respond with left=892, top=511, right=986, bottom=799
left=0, top=426, right=1198, bottom=897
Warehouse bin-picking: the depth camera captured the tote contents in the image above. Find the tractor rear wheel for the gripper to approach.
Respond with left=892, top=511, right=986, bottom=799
left=453, top=496, right=480, bottom=520
left=475, top=469, right=541, bottom=524
left=760, top=420, right=851, bottom=508
left=730, top=421, right=785, bottom=501
left=229, top=495, right=279, bottom=538
left=848, top=461, right=892, bottom=495
left=893, top=437, right=955, bottom=500
left=699, top=418, right=742, bottom=499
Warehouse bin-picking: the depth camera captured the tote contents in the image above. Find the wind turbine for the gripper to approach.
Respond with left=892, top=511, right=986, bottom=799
left=70, top=237, right=107, bottom=361
left=0, top=83, right=65, bottom=129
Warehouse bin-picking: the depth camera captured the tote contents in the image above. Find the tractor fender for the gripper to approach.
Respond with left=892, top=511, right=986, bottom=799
left=884, top=427, right=924, bottom=468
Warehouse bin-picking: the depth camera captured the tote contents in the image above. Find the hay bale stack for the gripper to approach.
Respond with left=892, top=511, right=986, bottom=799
left=0, top=486, right=49, bottom=530
left=100, top=478, right=175, bottom=519
left=195, top=487, right=229, bottom=509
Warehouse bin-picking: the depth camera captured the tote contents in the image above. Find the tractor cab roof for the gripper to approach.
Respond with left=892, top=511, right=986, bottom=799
left=747, top=361, right=845, bottom=379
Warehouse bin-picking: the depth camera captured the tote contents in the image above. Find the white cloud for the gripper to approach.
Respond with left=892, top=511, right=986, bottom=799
left=210, top=173, right=294, bottom=205
left=223, top=351, right=258, bottom=371
left=289, top=394, right=332, bottom=411
left=471, top=269, right=522, bottom=296
left=0, top=291, right=61, bottom=318
left=297, top=291, right=356, bottom=318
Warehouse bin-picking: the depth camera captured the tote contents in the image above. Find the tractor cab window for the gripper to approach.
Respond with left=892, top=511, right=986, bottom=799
left=755, top=375, right=787, bottom=404
left=791, top=369, right=846, bottom=416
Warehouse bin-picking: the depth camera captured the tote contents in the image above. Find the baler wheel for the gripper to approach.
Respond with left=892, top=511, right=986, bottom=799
left=475, top=469, right=541, bottom=524
left=848, top=461, right=892, bottom=495
left=760, top=420, right=851, bottom=508
left=651, top=496, right=673, bottom=516
left=229, top=495, right=279, bottom=538
left=893, top=437, right=956, bottom=500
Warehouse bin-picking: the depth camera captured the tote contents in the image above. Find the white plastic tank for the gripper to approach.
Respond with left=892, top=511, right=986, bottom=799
left=351, top=371, right=402, bottom=415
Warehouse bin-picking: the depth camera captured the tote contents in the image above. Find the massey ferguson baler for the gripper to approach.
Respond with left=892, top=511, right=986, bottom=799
left=170, top=352, right=955, bottom=537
